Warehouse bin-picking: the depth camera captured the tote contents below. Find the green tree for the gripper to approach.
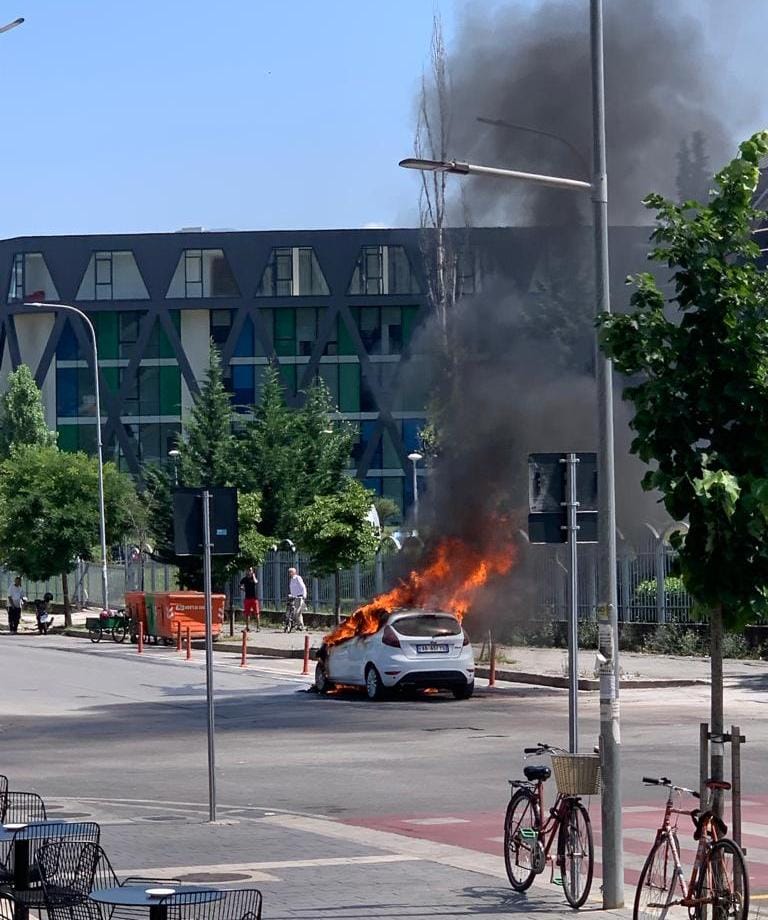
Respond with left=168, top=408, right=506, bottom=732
left=293, top=376, right=354, bottom=508
left=236, top=365, right=297, bottom=538
left=179, top=342, right=236, bottom=488
left=0, top=445, right=137, bottom=624
left=295, top=478, right=378, bottom=623
left=598, top=131, right=768, bottom=806
left=0, top=364, right=57, bottom=458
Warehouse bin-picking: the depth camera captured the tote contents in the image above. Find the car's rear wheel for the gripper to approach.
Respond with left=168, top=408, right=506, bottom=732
left=453, top=681, right=474, bottom=700
left=315, top=662, right=334, bottom=695
left=365, top=664, right=385, bottom=701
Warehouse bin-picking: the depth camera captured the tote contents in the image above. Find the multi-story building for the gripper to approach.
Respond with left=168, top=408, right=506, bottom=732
left=0, top=226, right=647, bottom=518
left=0, top=229, right=469, bottom=517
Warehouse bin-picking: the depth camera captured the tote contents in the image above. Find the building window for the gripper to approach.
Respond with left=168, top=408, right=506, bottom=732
left=166, top=249, right=239, bottom=298
left=352, top=306, right=411, bottom=355
left=256, top=247, right=329, bottom=297
left=348, top=245, right=421, bottom=296
left=210, top=309, right=233, bottom=347
left=76, top=251, right=149, bottom=301
left=6, top=252, right=59, bottom=303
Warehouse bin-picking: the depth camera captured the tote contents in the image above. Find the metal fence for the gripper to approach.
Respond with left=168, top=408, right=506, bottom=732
left=1, top=532, right=698, bottom=624
left=530, top=533, right=697, bottom=624
left=0, top=549, right=392, bottom=615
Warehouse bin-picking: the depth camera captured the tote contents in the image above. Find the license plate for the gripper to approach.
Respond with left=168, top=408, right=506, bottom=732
left=416, top=643, right=449, bottom=654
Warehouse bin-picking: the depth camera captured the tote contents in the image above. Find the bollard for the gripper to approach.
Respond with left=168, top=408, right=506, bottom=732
left=488, top=639, right=496, bottom=687
left=185, top=626, right=191, bottom=661
left=176, top=620, right=182, bottom=652
left=137, top=622, right=144, bottom=654
left=240, top=629, right=248, bottom=668
left=302, top=633, right=310, bottom=675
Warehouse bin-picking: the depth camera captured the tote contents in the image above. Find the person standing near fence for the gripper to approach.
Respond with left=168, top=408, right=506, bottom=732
left=7, top=577, right=26, bottom=634
left=239, top=566, right=260, bottom=632
left=288, top=566, right=307, bottom=631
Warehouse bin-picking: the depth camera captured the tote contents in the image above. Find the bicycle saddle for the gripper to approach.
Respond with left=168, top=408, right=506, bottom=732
left=524, top=765, right=551, bottom=782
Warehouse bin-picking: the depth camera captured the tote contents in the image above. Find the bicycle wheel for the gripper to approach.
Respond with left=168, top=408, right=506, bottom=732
left=88, top=626, right=102, bottom=643
left=504, top=789, right=540, bottom=891
left=696, top=838, right=748, bottom=920
left=112, top=621, right=128, bottom=643
left=558, top=799, right=594, bottom=908
left=633, top=834, right=680, bottom=920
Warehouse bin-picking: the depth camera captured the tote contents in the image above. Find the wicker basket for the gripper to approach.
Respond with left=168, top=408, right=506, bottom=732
left=551, top=753, right=601, bottom=796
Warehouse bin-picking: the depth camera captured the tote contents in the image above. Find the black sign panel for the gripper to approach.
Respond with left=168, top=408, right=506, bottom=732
left=527, top=453, right=597, bottom=544
left=173, top=487, right=239, bottom=556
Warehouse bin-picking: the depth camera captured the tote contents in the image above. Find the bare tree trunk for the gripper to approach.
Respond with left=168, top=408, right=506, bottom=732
left=710, top=603, right=724, bottom=818
left=334, top=570, right=341, bottom=626
left=62, top=571, right=72, bottom=628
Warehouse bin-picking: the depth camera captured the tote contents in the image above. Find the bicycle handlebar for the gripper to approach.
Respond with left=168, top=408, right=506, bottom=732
left=524, top=743, right=568, bottom=757
left=642, top=776, right=700, bottom=798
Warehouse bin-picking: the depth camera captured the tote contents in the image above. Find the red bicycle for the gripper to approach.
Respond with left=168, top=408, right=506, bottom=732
left=504, top=742, right=598, bottom=909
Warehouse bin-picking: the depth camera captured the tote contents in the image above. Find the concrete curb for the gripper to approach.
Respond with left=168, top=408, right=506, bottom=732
left=62, top=628, right=709, bottom=689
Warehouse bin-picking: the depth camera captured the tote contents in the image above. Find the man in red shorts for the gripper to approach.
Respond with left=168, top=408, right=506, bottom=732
left=239, top=566, right=260, bottom=631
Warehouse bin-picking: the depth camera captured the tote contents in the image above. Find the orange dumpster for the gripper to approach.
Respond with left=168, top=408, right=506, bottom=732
left=124, top=591, right=225, bottom=644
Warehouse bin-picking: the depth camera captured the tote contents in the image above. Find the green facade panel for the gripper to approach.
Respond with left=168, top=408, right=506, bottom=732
left=95, top=312, right=119, bottom=360
left=159, top=366, right=181, bottom=414
left=339, top=363, right=360, bottom=412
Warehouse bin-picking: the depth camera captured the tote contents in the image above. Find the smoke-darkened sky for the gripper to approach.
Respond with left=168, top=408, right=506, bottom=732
left=439, top=0, right=764, bottom=226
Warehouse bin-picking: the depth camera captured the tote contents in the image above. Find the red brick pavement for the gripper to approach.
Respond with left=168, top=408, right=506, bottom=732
left=345, top=796, right=768, bottom=896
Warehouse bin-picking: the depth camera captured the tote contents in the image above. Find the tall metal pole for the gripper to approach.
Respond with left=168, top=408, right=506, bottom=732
left=564, top=454, right=579, bottom=753
left=412, top=459, right=419, bottom=526
left=202, top=490, right=217, bottom=822
left=590, top=0, right=623, bottom=906
left=27, top=303, right=109, bottom=614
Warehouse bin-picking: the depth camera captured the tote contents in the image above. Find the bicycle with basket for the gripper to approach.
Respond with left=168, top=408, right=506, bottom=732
left=86, top=608, right=130, bottom=644
left=504, top=742, right=599, bottom=909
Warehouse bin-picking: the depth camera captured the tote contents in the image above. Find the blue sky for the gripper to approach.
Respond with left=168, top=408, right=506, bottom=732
left=0, top=0, right=460, bottom=238
left=1, top=1, right=765, bottom=240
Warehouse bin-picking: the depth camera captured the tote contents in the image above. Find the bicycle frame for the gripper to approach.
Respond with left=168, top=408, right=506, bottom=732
left=646, top=785, right=722, bottom=911
left=511, top=778, right=580, bottom=875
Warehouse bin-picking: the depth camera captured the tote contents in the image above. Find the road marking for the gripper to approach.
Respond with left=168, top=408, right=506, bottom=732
left=124, top=853, right=422, bottom=883
left=403, top=817, right=471, bottom=826
left=622, top=805, right=659, bottom=813
left=262, top=813, right=509, bottom=880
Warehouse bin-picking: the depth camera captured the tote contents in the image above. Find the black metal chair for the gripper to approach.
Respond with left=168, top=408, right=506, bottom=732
left=0, top=792, right=47, bottom=885
left=0, top=821, right=100, bottom=911
left=2, top=792, right=46, bottom=824
left=38, top=842, right=181, bottom=920
left=161, top=888, right=263, bottom=920
left=0, top=777, right=8, bottom=823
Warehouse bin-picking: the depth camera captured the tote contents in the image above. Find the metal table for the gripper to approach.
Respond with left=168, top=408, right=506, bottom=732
left=90, top=885, right=221, bottom=920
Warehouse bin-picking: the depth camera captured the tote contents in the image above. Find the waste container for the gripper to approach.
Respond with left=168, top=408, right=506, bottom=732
left=125, top=591, right=225, bottom=644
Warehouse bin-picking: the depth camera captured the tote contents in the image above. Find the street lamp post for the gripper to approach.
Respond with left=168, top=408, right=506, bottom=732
left=168, top=449, right=181, bottom=486
left=407, top=451, right=422, bottom=529
left=26, top=302, right=110, bottom=615
left=0, top=16, right=23, bottom=34
left=397, top=2, right=622, bottom=905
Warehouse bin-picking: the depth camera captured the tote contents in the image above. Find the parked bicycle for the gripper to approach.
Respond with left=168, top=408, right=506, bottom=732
left=504, top=742, right=598, bottom=909
left=634, top=776, right=748, bottom=920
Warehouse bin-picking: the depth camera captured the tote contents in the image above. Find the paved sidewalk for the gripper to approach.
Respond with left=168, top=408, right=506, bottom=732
left=5, top=605, right=768, bottom=689
left=43, top=793, right=632, bottom=919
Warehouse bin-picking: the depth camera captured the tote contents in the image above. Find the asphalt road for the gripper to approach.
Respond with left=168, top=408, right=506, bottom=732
left=2, top=634, right=767, bottom=917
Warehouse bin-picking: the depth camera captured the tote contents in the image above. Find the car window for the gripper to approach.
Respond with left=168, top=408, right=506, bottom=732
left=391, top=614, right=461, bottom=637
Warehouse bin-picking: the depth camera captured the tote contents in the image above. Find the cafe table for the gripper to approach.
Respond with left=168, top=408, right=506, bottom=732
left=90, top=885, right=222, bottom=920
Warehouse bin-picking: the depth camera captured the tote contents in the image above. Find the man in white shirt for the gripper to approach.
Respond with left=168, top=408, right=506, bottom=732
left=7, top=577, right=26, bottom=634
left=287, top=567, right=307, bottom=631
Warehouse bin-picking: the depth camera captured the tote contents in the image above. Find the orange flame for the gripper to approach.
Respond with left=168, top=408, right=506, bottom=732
left=323, top=530, right=517, bottom=647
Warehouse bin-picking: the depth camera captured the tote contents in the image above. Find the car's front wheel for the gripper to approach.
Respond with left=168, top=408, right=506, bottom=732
left=315, top=662, right=333, bottom=695
left=365, top=664, right=385, bottom=701
left=453, top=681, right=475, bottom=700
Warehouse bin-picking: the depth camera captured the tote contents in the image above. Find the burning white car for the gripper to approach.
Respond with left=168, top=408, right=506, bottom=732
left=315, top=610, right=475, bottom=701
